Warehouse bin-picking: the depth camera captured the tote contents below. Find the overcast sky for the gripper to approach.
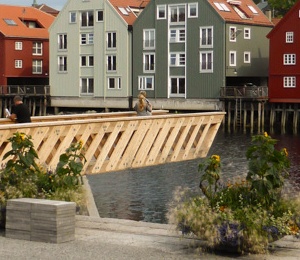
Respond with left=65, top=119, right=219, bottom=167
left=0, top=0, right=68, bottom=11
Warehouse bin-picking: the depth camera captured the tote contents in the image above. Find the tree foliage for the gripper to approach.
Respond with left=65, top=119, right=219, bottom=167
left=268, top=0, right=298, bottom=17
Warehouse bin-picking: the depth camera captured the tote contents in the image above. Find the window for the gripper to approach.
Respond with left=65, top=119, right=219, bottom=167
left=157, top=5, right=166, bottom=19
left=70, top=12, right=76, bottom=23
left=107, top=32, right=116, bottom=49
left=107, top=55, right=116, bottom=71
left=286, top=32, right=294, bottom=43
left=81, top=33, right=94, bottom=45
left=58, top=34, right=67, bottom=50
left=97, top=10, right=103, bottom=22
left=229, top=51, right=236, bottom=66
left=33, top=42, right=42, bottom=55
left=200, top=51, right=213, bottom=72
left=81, top=55, right=94, bottom=67
left=58, top=56, right=67, bottom=72
left=284, top=77, right=296, bottom=88
left=15, top=42, right=22, bottom=50
left=188, top=3, right=198, bottom=18
left=233, top=5, right=248, bottom=19
left=108, top=77, right=121, bottom=89
left=81, top=78, right=94, bottom=94
left=138, top=76, right=154, bottom=90
left=244, top=52, right=251, bottom=63
left=284, top=54, right=296, bottom=65
left=170, top=5, right=185, bottom=23
left=248, top=5, right=258, bottom=14
left=170, top=28, right=185, bottom=43
left=32, top=60, right=42, bottom=74
left=200, top=27, right=213, bottom=48
left=4, top=19, right=17, bottom=25
left=81, top=11, right=94, bottom=27
left=143, top=53, right=155, bottom=72
left=213, top=2, right=230, bottom=12
left=170, top=53, right=185, bottom=66
left=15, top=60, right=22, bottom=68
left=229, top=27, right=237, bottom=42
left=244, top=28, right=251, bottom=39
left=170, top=77, right=185, bottom=96
left=143, top=29, right=155, bottom=49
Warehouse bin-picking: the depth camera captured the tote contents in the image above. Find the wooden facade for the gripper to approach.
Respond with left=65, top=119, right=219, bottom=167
left=0, top=111, right=225, bottom=175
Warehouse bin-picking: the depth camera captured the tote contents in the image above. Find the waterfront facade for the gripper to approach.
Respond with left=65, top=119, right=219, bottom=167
left=49, top=0, right=148, bottom=110
left=0, top=5, right=54, bottom=86
left=132, top=0, right=273, bottom=111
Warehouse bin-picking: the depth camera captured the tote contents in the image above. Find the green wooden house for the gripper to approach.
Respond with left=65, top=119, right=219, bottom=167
left=132, top=0, right=273, bottom=111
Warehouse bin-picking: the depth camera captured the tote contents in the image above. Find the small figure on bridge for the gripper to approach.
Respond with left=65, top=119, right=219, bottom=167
left=7, top=95, right=31, bottom=123
left=134, top=91, right=152, bottom=116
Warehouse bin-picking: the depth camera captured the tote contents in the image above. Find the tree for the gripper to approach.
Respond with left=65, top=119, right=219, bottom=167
left=268, top=0, right=298, bottom=17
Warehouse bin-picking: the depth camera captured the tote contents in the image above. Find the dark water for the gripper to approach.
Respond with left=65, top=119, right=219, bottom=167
left=88, top=129, right=300, bottom=224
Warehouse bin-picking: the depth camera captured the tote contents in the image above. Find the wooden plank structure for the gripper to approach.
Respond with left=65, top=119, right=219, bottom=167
left=0, top=111, right=225, bottom=175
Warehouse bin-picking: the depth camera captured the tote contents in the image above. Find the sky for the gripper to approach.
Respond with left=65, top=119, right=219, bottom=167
left=0, top=0, right=68, bottom=11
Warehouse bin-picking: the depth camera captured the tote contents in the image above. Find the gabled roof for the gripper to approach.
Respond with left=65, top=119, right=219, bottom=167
left=267, top=0, right=300, bottom=38
left=35, top=4, right=60, bottom=17
left=109, top=0, right=150, bottom=25
left=208, top=0, right=273, bottom=26
left=0, top=5, right=55, bottom=39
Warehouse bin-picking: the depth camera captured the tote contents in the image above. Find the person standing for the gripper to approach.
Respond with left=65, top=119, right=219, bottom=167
left=134, top=91, right=152, bottom=116
left=7, top=95, right=31, bottom=123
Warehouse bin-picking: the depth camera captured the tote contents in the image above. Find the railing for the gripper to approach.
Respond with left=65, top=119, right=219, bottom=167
left=220, top=86, right=268, bottom=99
left=0, top=85, right=50, bottom=95
left=0, top=111, right=225, bottom=175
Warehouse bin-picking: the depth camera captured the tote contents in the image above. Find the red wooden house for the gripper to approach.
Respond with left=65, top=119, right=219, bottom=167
left=267, top=1, right=300, bottom=103
left=0, top=5, right=55, bottom=88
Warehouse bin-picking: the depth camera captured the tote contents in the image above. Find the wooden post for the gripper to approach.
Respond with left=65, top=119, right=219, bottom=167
left=261, top=102, right=265, bottom=132
left=258, top=102, right=261, bottom=133
left=228, top=101, right=231, bottom=131
left=243, top=102, right=247, bottom=132
left=250, top=102, right=254, bottom=133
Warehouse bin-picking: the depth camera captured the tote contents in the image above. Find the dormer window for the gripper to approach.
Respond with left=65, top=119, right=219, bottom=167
left=22, top=19, right=43, bottom=28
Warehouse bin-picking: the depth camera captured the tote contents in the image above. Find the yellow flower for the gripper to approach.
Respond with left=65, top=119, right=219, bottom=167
left=20, top=133, right=25, bottom=141
left=282, top=148, right=288, bottom=157
left=264, top=132, right=268, bottom=137
left=211, top=154, right=220, bottom=162
left=78, top=140, right=83, bottom=149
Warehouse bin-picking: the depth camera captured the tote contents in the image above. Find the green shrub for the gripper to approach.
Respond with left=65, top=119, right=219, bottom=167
left=168, top=132, right=300, bottom=254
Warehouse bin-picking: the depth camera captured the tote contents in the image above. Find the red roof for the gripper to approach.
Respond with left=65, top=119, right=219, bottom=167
left=109, top=0, right=150, bottom=25
left=208, top=0, right=273, bottom=26
left=0, top=4, right=55, bottom=39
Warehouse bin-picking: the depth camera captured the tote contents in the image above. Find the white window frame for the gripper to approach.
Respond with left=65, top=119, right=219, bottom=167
left=33, top=42, right=42, bottom=56
left=143, top=53, right=155, bottom=73
left=286, top=32, right=294, bottom=43
left=229, top=51, right=237, bottom=66
left=15, top=42, right=22, bottom=50
left=248, top=5, right=258, bottom=14
left=200, top=26, right=213, bottom=48
left=244, top=28, right=251, bottom=39
left=58, top=34, right=67, bottom=50
left=107, top=55, right=117, bottom=71
left=138, top=76, right=154, bottom=90
left=170, top=28, right=185, bottom=43
left=143, top=29, right=155, bottom=49
left=69, top=12, right=77, bottom=23
left=58, top=56, right=67, bottom=72
left=81, top=55, right=94, bottom=67
left=81, top=78, right=94, bottom=95
left=170, top=77, right=185, bottom=97
left=108, top=77, right=121, bottom=89
left=284, top=77, right=296, bottom=88
left=200, top=51, right=213, bottom=73
left=15, top=60, right=22, bottom=68
left=170, top=52, right=185, bottom=66
left=81, top=10, right=94, bottom=27
left=169, top=5, right=186, bottom=24
left=284, top=54, right=296, bottom=65
left=244, top=51, right=251, bottom=63
left=229, top=27, right=237, bottom=42
left=97, top=10, right=104, bottom=22
left=107, top=32, right=117, bottom=49
left=188, top=3, right=198, bottom=18
left=81, top=33, right=94, bottom=45
left=157, top=5, right=166, bottom=19
left=32, top=60, right=42, bottom=74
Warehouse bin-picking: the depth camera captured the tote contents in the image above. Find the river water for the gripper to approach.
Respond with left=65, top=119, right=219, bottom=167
left=87, top=128, right=300, bottom=224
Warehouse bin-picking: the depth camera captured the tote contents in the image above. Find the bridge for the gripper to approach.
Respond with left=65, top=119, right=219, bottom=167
left=0, top=111, right=225, bottom=175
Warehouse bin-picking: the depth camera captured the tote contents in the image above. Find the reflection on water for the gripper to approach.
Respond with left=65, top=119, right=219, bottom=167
left=87, top=129, right=300, bottom=224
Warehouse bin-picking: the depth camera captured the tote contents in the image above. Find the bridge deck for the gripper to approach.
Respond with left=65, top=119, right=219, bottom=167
left=0, top=111, right=225, bottom=175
